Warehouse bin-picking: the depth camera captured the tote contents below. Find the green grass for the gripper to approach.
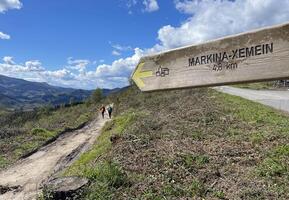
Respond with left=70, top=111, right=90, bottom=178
left=0, top=155, right=9, bottom=168
left=141, top=189, right=162, bottom=200
left=161, top=183, right=187, bottom=197
left=190, top=179, right=206, bottom=197
left=213, top=190, right=225, bottom=199
left=10, top=128, right=58, bottom=159
left=257, top=145, right=289, bottom=177
left=31, top=128, right=56, bottom=138
left=214, top=90, right=289, bottom=197
left=181, top=154, right=210, bottom=169
left=63, top=111, right=139, bottom=199
left=215, top=90, right=289, bottom=139
left=83, top=161, right=129, bottom=200
left=64, top=111, right=138, bottom=177
left=255, top=145, right=289, bottom=196
left=249, top=131, right=266, bottom=145
left=232, top=81, right=276, bottom=90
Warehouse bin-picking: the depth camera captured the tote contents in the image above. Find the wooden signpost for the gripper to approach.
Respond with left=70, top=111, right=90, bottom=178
left=132, top=22, right=289, bottom=92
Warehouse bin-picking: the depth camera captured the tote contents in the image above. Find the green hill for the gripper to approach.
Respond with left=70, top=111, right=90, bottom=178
left=0, top=74, right=123, bottom=111
left=0, top=74, right=93, bottom=110
left=64, top=86, right=289, bottom=200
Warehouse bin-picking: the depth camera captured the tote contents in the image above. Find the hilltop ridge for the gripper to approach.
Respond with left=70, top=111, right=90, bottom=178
left=0, top=74, right=121, bottom=110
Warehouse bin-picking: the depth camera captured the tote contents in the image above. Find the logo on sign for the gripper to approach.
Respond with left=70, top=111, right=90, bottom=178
left=156, top=66, right=170, bottom=77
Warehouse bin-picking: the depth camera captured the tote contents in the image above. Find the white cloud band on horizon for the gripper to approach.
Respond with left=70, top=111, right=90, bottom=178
left=0, top=57, right=44, bottom=73
left=0, top=48, right=143, bottom=89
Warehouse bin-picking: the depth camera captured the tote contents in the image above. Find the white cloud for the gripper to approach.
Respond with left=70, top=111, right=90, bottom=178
left=0, top=0, right=22, bottom=13
left=24, top=60, right=44, bottom=72
left=0, top=0, right=22, bottom=40
left=42, top=69, right=72, bottom=79
left=3, top=56, right=14, bottom=64
left=124, top=0, right=159, bottom=14
left=0, top=50, right=143, bottom=89
left=112, top=44, right=132, bottom=51
left=0, top=58, right=44, bottom=74
left=155, top=0, right=289, bottom=49
left=111, top=43, right=133, bottom=56
left=67, top=57, right=90, bottom=68
left=96, top=48, right=143, bottom=78
left=112, top=50, right=121, bottom=56
left=67, top=57, right=90, bottom=71
left=0, top=31, right=10, bottom=40
left=143, top=0, right=159, bottom=12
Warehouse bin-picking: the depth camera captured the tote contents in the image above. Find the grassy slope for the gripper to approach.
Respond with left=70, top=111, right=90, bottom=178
left=0, top=103, right=98, bottom=169
left=65, top=86, right=289, bottom=199
left=232, top=81, right=277, bottom=90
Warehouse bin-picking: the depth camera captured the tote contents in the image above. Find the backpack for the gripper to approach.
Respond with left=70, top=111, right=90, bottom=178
left=108, top=107, right=112, bottom=112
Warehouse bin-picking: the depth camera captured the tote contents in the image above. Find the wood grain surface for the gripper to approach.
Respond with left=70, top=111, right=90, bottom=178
left=132, top=22, right=289, bottom=91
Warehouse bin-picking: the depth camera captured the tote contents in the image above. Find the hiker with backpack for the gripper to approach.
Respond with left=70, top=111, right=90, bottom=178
left=107, top=104, right=113, bottom=119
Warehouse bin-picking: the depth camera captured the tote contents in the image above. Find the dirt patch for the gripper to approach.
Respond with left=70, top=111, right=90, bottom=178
left=0, top=116, right=108, bottom=200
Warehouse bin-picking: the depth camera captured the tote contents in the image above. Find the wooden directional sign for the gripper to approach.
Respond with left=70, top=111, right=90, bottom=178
left=132, top=22, right=289, bottom=92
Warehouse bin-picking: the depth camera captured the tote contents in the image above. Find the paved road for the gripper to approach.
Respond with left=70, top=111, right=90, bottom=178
left=215, top=86, right=289, bottom=113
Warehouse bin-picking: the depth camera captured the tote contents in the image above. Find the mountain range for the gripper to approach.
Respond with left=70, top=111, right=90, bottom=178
left=0, top=74, right=119, bottom=111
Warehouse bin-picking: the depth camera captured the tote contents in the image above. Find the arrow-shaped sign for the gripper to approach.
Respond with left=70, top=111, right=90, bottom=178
left=132, top=22, right=289, bottom=92
left=132, top=62, right=153, bottom=89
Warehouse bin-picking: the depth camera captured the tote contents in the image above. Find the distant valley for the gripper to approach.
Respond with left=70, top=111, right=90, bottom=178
left=0, top=74, right=119, bottom=111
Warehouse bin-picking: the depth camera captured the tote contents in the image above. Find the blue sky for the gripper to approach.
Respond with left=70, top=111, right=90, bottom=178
left=1, top=0, right=289, bottom=89
left=0, top=0, right=185, bottom=68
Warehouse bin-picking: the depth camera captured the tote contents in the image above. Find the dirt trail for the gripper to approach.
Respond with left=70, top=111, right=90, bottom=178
left=0, top=115, right=109, bottom=200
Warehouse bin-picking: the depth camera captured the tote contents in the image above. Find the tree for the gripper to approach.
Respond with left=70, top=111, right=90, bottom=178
left=91, top=88, right=103, bottom=103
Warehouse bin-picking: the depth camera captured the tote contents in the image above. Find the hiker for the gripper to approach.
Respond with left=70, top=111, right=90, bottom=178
left=100, top=104, right=105, bottom=119
left=107, top=105, right=113, bottom=119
